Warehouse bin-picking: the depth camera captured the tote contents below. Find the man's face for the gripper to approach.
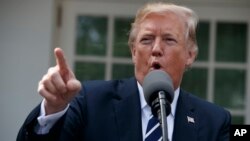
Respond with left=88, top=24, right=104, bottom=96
left=131, top=12, right=196, bottom=89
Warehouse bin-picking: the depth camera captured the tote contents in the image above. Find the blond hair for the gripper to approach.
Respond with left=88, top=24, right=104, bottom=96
left=128, top=2, right=198, bottom=53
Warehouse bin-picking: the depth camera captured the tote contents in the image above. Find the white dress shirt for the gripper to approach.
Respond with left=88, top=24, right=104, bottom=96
left=137, top=82, right=179, bottom=141
left=37, top=81, right=180, bottom=141
left=35, top=100, right=69, bottom=134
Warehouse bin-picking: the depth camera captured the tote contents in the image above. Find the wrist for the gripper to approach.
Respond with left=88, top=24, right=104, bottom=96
left=44, top=100, right=68, bottom=115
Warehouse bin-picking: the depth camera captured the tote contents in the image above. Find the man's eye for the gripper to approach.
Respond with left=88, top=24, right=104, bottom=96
left=140, top=38, right=152, bottom=44
left=164, top=38, right=177, bottom=45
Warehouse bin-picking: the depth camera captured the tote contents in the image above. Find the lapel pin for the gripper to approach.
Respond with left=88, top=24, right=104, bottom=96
left=187, top=116, right=195, bottom=124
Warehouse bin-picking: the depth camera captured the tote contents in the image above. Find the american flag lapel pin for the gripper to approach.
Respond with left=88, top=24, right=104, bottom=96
left=187, top=116, right=195, bottom=124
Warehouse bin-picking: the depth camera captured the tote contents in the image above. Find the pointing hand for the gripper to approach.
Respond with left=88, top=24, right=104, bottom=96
left=38, top=48, right=82, bottom=115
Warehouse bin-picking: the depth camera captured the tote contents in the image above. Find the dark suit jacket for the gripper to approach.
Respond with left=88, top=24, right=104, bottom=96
left=17, top=77, right=231, bottom=141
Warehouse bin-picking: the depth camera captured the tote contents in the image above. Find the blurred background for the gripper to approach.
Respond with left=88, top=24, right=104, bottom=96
left=1, top=0, right=250, bottom=140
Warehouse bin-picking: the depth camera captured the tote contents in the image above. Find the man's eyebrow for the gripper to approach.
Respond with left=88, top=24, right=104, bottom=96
left=141, top=33, right=154, bottom=37
left=162, top=33, right=178, bottom=38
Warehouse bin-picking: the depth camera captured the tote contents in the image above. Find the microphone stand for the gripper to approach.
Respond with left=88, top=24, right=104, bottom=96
left=158, top=91, right=169, bottom=141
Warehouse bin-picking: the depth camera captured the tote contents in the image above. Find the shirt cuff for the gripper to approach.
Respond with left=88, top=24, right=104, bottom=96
left=36, top=99, right=69, bottom=134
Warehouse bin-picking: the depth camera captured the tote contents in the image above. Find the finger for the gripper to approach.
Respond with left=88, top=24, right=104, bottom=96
left=50, top=71, right=67, bottom=94
left=54, top=48, right=69, bottom=77
left=47, top=67, right=67, bottom=94
left=38, top=84, right=57, bottom=102
left=40, top=73, right=58, bottom=94
left=43, top=78, right=58, bottom=94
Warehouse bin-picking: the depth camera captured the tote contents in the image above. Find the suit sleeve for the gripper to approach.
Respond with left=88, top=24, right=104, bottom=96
left=16, top=103, right=66, bottom=141
left=217, top=110, right=231, bottom=141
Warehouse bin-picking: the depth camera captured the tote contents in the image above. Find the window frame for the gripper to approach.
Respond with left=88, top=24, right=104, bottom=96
left=59, top=0, right=250, bottom=124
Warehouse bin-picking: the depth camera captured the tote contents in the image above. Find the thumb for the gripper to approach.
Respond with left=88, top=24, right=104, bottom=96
left=67, top=79, right=82, bottom=93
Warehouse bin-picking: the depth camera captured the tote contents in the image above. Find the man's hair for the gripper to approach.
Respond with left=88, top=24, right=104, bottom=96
left=128, top=2, right=198, bottom=54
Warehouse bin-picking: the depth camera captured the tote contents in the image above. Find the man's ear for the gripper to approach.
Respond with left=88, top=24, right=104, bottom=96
left=186, top=48, right=197, bottom=68
left=130, top=46, right=136, bottom=63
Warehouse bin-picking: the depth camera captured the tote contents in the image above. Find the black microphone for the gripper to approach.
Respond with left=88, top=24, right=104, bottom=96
left=142, top=70, right=174, bottom=141
left=143, top=70, right=174, bottom=117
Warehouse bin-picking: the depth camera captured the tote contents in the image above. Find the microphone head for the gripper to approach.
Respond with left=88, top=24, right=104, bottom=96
left=142, top=70, right=174, bottom=116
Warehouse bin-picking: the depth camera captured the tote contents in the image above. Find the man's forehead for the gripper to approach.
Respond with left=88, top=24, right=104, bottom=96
left=137, top=14, right=186, bottom=36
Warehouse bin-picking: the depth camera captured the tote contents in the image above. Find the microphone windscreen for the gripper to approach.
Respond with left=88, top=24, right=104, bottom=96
left=142, top=70, right=174, bottom=105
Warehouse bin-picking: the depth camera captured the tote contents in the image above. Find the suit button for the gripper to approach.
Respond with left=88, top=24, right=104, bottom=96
left=25, top=131, right=29, bottom=136
left=25, top=131, right=29, bottom=140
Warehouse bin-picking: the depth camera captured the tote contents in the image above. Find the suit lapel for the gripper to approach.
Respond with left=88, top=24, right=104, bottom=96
left=113, top=78, right=143, bottom=141
left=112, top=80, right=199, bottom=141
left=172, top=89, right=198, bottom=141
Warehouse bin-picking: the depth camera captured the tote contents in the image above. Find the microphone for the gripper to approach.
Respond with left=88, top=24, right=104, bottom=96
left=142, top=70, right=174, bottom=141
left=143, top=70, right=174, bottom=117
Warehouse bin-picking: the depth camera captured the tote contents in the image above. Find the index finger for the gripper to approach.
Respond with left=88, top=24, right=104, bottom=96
left=54, top=48, right=69, bottom=75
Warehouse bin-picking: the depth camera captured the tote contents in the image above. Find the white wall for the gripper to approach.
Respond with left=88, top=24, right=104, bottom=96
left=0, top=0, right=55, bottom=140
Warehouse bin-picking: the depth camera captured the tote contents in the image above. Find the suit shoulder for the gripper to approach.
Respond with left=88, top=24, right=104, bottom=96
left=78, top=77, right=136, bottom=98
left=82, top=77, right=134, bottom=90
left=181, top=89, right=230, bottom=117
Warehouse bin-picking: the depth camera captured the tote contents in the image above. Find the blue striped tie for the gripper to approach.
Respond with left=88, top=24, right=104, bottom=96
left=145, top=115, right=162, bottom=141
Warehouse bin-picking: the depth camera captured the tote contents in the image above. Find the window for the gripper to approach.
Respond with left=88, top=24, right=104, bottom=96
left=182, top=21, right=248, bottom=124
left=60, top=1, right=250, bottom=124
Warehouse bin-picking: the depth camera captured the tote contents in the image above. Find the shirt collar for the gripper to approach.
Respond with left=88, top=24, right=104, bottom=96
left=137, top=81, right=179, bottom=117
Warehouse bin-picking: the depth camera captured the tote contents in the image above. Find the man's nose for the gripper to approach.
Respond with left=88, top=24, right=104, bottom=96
left=152, top=41, right=163, bottom=57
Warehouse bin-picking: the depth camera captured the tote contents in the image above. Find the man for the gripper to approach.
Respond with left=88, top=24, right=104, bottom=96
left=17, top=2, right=231, bottom=141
